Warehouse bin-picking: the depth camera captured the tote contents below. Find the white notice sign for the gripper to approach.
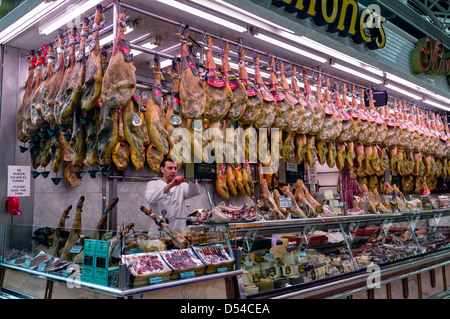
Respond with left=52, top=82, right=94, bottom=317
left=7, top=165, right=30, bottom=197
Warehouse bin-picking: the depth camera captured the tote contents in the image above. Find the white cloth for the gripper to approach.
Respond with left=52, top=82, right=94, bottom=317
left=145, top=179, right=202, bottom=233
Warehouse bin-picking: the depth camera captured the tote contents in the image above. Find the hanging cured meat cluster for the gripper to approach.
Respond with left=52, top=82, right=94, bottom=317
left=15, top=10, right=450, bottom=197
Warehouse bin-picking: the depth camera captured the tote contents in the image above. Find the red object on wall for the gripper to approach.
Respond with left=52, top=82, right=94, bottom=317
left=7, top=196, right=21, bottom=215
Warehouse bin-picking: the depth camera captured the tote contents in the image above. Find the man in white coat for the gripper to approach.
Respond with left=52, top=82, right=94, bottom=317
left=145, top=159, right=202, bottom=233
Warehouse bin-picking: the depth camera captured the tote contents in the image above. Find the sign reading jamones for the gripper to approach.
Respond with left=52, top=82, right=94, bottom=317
left=271, top=0, right=387, bottom=50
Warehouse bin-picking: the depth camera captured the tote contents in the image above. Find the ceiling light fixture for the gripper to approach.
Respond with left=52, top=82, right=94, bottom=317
left=332, top=63, right=383, bottom=84
left=0, top=0, right=69, bottom=44
left=157, top=0, right=247, bottom=33
left=39, top=0, right=104, bottom=36
left=255, top=33, right=327, bottom=64
left=423, top=99, right=450, bottom=112
left=385, top=83, right=422, bottom=100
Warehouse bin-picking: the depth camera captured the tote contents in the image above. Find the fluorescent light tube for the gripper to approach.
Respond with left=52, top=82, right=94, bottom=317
left=131, top=42, right=158, bottom=57
left=157, top=0, right=247, bottom=33
left=255, top=33, right=327, bottom=64
left=99, top=26, right=135, bottom=47
left=385, top=84, right=422, bottom=100
left=423, top=99, right=450, bottom=112
left=0, top=0, right=68, bottom=44
left=332, top=63, right=383, bottom=84
left=39, top=0, right=104, bottom=35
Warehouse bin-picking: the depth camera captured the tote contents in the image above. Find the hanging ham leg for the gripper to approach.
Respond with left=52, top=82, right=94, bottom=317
left=17, top=53, right=36, bottom=142
left=216, top=163, right=230, bottom=200
left=222, top=42, right=247, bottom=121
left=238, top=48, right=262, bottom=124
left=23, top=52, right=44, bottom=138
left=101, top=10, right=136, bottom=109
left=61, top=18, right=89, bottom=119
left=32, top=44, right=54, bottom=129
left=42, top=35, right=65, bottom=126
left=252, top=55, right=276, bottom=129
left=54, top=27, right=77, bottom=129
left=81, top=4, right=104, bottom=113
left=179, top=25, right=205, bottom=119
left=145, top=55, right=170, bottom=155
left=203, top=36, right=232, bottom=120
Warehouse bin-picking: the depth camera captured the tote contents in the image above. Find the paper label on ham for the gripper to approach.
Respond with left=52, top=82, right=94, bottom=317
left=358, top=110, right=368, bottom=121
left=240, top=79, right=258, bottom=97
left=338, top=107, right=351, bottom=120
left=89, top=40, right=96, bottom=52
left=255, top=83, right=275, bottom=102
left=268, top=83, right=286, bottom=102
left=76, top=51, right=84, bottom=62
left=153, top=83, right=163, bottom=106
left=222, top=71, right=239, bottom=90
left=307, top=98, right=317, bottom=109
left=192, top=119, right=202, bottom=131
left=285, top=89, right=299, bottom=104
left=53, top=62, right=60, bottom=73
left=205, top=68, right=227, bottom=88
left=42, top=70, right=48, bottom=81
left=170, top=114, right=182, bottom=125
left=323, top=102, right=334, bottom=115
left=172, top=91, right=181, bottom=113
left=181, top=55, right=199, bottom=76
left=375, top=116, right=385, bottom=125
left=348, top=108, right=359, bottom=119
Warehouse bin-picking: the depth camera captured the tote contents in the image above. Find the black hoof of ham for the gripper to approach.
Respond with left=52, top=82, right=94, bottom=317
left=51, top=177, right=62, bottom=185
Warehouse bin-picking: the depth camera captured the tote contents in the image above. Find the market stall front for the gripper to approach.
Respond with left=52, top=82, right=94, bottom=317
left=1, top=0, right=450, bottom=300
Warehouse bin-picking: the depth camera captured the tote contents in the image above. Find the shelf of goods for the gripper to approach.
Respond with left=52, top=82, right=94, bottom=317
left=226, top=208, right=450, bottom=299
left=0, top=221, right=241, bottom=299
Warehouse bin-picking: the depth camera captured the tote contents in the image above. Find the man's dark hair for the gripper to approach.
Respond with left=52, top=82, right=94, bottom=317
left=160, top=158, right=175, bottom=169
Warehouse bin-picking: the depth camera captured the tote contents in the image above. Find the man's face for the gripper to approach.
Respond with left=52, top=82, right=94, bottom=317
left=161, top=161, right=178, bottom=182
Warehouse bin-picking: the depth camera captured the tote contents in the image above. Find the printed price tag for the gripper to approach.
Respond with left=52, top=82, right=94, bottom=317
left=37, top=263, right=47, bottom=272
left=180, top=271, right=195, bottom=279
left=279, top=195, right=292, bottom=208
left=149, top=276, right=163, bottom=284
left=217, top=267, right=227, bottom=273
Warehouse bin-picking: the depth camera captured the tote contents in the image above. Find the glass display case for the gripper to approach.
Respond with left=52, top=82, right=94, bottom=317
left=228, top=209, right=450, bottom=298
left=0, top=222, right=241, bottom=299
left=1, top=208, right=450, bottom=299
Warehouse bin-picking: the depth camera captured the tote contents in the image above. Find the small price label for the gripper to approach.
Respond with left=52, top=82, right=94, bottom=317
left=217, top=267, right=227, bottom=273
left=37, top=263, right=47, bottom=272
left=23, top=258, right=32, bottom=268
left=149, top=276, right=163, bottom=284
left=180, top=271, right=195, bottom=279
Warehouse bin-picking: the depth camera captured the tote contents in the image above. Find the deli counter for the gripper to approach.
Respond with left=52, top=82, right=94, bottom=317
left=1, top=206, right=450, bottom=299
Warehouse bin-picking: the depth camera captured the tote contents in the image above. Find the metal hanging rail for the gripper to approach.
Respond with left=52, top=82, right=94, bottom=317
left=117, top=1, right=437, bottom=112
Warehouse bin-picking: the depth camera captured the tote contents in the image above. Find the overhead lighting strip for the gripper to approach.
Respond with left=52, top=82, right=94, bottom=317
left=39, top=0, right=104, bottom=36
left=184, top=0, right=449, bottom=110
left=0, top=0, right=69, bottom=44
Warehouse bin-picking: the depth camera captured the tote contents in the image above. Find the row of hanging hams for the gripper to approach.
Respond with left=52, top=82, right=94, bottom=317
left=16, top=10, right=450, bottom=194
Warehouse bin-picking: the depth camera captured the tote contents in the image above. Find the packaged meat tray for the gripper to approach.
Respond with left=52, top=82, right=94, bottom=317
left=192, top=244, right=235, bottom=273
left=160, top=249, right=206, bottom=279
left=122, top=252, right=172, bottom=286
